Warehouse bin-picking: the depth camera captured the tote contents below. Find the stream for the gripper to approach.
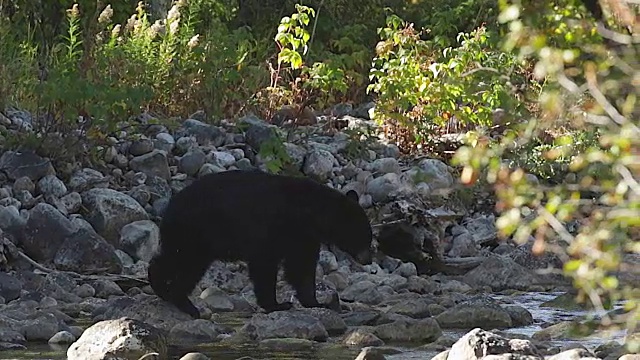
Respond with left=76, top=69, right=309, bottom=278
left=1, top=292, right=628, bottom=360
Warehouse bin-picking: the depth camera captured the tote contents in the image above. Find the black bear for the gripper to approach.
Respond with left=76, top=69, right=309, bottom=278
left=147, top=170, right=373, bottom=318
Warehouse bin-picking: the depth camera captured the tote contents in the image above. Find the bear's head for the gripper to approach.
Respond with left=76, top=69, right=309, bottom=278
left=329, top=189, right=374, bottom=264
left=147, top=255, right=174, bottom=300
left=147, top=254, right=201, bottom=317
left=147, top=254, right=191, bottom=303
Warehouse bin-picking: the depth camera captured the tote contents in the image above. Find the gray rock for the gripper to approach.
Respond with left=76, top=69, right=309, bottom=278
left=179, top=352, right=210, bottom=360
left=374, top=318, right=442, bottom=343
left=115, top=249, right=135, bottom=268
left=439, top=279, right=472, bottom=293
left=240, top=115, right=278, bottom=151
left=393, top=262, right=418, bottom=278
left=509, top=243, right=566, bottom=285
left=448, top=232, right=479, bottom=257
left=182, top=119, right=225, bottom=147
left=504, top=305, right=534, bottom=326
left=103, top=146, right=118, bottom=163
left=303, top=149, right=336, bottom=181
left=341, top=281, right=383, bottom=305
left=169, top=319, right=223, bottom=345
left=343, top=329, right=384, bottom=347
left=13, top=190, right=35, bottom=208
left=199, top=287, right=234, bottom=312
left=447, top=328, right=542, bottom=359
left=22, top=313, right=62, bottom=341
left=408, top=158, right=454, bottom=190
left=358, top=194, right=373, bottom=208
left=0, top=205, right=26, bottom=234
left=53, top=228, right=122, bottom=274
left=0, top=329, right=26, bottom=347
left=493, top=243, right=515, bottom=255
left=239, top=311, right=328, bottom=341
left=0, top=151, right=55, bottom=181
left=0, top=187, right=12, bottom=199
left=127, top=185, right=151, bottom=207
left=198, top=261, right=250, bottom=294
left=35, top=276, right=81, bottom=304
left=129, top=138, right=155, bottom=156
left=387, top=298, right=433, bottom=319
left=152, top=197, right=170, bottom=217
left=283, top=143, right=306, bottom=168
left=73, top=283, right=96, bottom=298
left=329, top=103, right=353, bottom=117
left=155, top=132, right=175, bottom=153
left=129, top=149, right=171, bottom=180
left=353, top=102, right=375, bottom=120
left=37, top=175, right=67, bottom=197
left=92, top=279, right=125, bottom=298
left=23, top=203, right=78, bottom=262
left=198, top=163, right=225, bottom=177
left=463, top=214, right=497, bottom=246
left=228, top=148, right=245, bottom=160
left=145, top=175, right=173, bottom=201
left=463, top=256, right=543, bottom=292
left=68, top=168, right=109, bottom=192
left=0, top=273, right=22, bottom=302
left=341, top=181, right=366, bottom=197
left=371, top=158, right=400, bottom=174
left=114, top=153, right=129, bottom=168
left=13, top=176, right=35, bottom=193
left=318, top=250, right=339, bottom=274
left=382, top=144, right=401, bottom=159
left=48, top=330, right=76, bottom=344
left=175, top=136, right=198, bottom=155
left=366, top=173, right=403, bottom=203
left=82, top=188, right=149, bottom=245
left=435, top=296, right=513, bottom=329
left=68, top=214, right=97, bottom=233
left=406, top=275, right=439, bottom=294
left=0, top=196, right=20, bottom=208
left=119, top=220, right=160, bottom=262
left=300, top=307, right=347, bottom=336
left=210, top=151, right=236, bottom=168
left=548, top=348, right=598, bottom=360
left=67, top=317, right=168, bottom=360
left=179, top=148, right=206, bottom=177
left=235, top=158, right=254, bottom=171
left=59, top=192, right=82, bottom=213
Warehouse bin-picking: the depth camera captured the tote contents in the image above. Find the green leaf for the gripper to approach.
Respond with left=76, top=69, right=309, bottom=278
left=564, top=260, right=582, bottom=272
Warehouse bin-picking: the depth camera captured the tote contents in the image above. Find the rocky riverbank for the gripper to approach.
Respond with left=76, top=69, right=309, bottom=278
left=0, top=105, right=637, bottom=360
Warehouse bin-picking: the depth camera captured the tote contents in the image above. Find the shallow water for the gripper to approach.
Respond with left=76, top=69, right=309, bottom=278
left=495, top=291, right=627, bottom=348
left=384, top=291, right=628, bottom=360
left=1, top=292, right=628, bottom=360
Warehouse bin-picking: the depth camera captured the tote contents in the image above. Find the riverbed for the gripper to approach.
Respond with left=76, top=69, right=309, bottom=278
left=2, top=292, right=628, bottom=360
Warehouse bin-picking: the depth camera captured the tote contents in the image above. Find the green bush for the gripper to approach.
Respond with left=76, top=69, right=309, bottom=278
left=0, top=1, right=263, bottom=136
left=367, top=13, right=534, bottom=148
left=455, top=0, right=639, bottom=345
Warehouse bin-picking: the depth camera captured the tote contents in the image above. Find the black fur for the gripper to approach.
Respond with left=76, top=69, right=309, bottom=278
left=148, top=170, right=373, bottom=317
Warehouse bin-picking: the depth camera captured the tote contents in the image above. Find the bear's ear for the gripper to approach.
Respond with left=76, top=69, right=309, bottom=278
left=345, top=190, right=359, bottom=202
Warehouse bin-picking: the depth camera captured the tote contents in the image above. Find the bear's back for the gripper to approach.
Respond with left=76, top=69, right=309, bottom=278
left=158, top=170, right=357, bottom=258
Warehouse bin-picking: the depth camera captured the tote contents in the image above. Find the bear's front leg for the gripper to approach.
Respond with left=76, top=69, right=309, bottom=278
left=249, top=259, right=293, bottom=312
left=283, top=251, right=325, bottom=309
left=170, top=294, right=201, bottom=318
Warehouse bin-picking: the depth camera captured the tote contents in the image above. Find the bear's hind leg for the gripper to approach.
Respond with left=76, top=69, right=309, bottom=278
left=248, top=259, right=292, bottom=312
